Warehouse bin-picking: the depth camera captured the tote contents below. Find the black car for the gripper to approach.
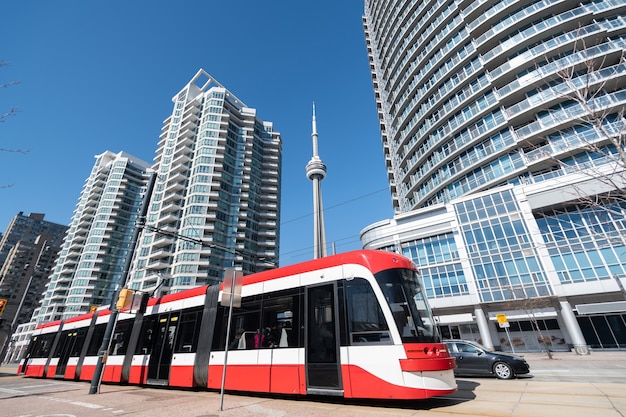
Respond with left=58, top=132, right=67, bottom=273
left=444, top=339, right=530, bottom=380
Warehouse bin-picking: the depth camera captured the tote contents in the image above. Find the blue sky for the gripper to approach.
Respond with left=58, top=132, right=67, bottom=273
left=1, top=1, right=393, bottom=266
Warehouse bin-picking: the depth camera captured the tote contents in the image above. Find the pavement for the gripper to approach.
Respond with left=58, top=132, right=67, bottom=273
left=1, top=350, right=625, bottom=417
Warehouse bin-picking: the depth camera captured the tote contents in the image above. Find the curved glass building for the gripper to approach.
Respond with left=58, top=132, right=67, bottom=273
left=362, top=0, right=626, bottom=352
left=364, top=0, right=626, bottom=213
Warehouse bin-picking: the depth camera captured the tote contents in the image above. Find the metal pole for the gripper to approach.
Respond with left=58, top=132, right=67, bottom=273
left=219, top=268, right=236, bottom=411
left=504, top=326, right=515, bottom=353
left=88, top=297, right=118, bottom=394
left=88, top=171, right=156, bottom=394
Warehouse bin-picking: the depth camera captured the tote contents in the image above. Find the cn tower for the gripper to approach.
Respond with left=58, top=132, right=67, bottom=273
left=305, top=103, right=328, bottom=259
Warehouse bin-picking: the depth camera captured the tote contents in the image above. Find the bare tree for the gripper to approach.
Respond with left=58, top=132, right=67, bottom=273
left=509, top=37, right=626, bottom=355
left=1, top=61, right=28, bottom=188
left=509, top=289, right=557, bottom=359
left=1, top=61, right=20, bottom=124
left=522, top=36, right=626, bottom=212
left=1, top=60, right=29, bottom=152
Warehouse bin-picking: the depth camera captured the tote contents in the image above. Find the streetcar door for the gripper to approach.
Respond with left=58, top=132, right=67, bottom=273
left=146, top=312, right=179, bottom=385
left=54, top=330, right=76, bottom=378
left=305, top=284, right=343, bottom=395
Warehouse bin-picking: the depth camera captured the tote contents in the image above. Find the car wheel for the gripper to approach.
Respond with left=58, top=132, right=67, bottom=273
left=493, top=361, right=514, bottom=379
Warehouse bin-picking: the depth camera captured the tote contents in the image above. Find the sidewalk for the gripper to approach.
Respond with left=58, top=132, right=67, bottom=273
left=518, top=349, right=626, bottom=366
left=0, top=363, right=18, bottom=376
left=1, top=352, right=626, bottom=417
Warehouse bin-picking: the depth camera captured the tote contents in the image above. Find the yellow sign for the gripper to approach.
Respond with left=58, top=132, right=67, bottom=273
left=0, top=298, right=7, bottom=315
left=496, top=313, right=509, bottom=328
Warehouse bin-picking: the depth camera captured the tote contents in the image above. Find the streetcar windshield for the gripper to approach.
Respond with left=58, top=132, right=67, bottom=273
left=375, top=268, right=439, bottom=343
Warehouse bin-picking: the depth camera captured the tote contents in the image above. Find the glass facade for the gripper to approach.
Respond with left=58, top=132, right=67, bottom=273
left=35, top=151, right=152, bottom=322
left=131, top=70, right=282, bottom=294
left=578, top=314, right=626, bottom=349
left=401, top=233, right=469, bottom=298
left=364, top=185, right=626, bottom=351
left=364, top=0, right=626, bottom=213
left=362, top=0, right=626, bottom=350
left=455, top=190, right=551, bottom=302
left=536, top=203, right=626, bottom=285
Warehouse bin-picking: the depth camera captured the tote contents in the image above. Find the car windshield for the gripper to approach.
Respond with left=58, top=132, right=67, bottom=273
left=375, top=268, right=439, bottom=342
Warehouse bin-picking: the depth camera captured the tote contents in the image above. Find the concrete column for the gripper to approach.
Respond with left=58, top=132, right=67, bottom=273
left=474, top=307, right=494, bottom=349
left=559, top=299, right=589, bottom=355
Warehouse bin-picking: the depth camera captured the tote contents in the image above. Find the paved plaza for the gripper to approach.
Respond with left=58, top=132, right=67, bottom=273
left=0, top=351, right=625, bottom=417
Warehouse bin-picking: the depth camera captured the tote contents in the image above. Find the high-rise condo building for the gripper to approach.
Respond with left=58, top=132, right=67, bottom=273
left=35, top=151, right=152, bottom=323
left=0, top=212, right=67, bottom=360
left=0, top=212, right=67, bottom=267
left=129, top=69, right=282, bottom=294
left=362, top=0, right=626, bottom=352
left=0, top=233, right=64, bottom=361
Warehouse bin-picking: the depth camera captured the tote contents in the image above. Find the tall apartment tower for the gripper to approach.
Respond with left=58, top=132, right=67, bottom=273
left=0, top=212, right=67, bottom=267
left=129, top=69, right=282, bottom=294
left=362, top=1, right=626, bottom=352
left=364, top=0, right=626, bottom=213
left=0, top=234, right=63, bottom=359
left=35, top=151, right=152, bottom=323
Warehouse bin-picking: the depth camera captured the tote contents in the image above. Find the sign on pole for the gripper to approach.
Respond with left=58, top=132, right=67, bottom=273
left=219, top=268, right=243, bottom=411
left=221, top=268, right=243, bottom=308
left=496, top=313, right=515, bottom=353
left=496, top=313, right=509, bottom=328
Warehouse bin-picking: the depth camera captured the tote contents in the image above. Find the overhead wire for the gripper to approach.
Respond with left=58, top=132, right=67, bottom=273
left=279, top=186, right=391, bottom=261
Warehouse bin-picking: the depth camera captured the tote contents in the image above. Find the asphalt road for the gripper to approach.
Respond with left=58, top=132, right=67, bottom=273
left=1, top=351, right=625, bottom=417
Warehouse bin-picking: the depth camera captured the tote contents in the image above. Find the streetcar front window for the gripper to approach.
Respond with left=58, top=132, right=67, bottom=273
left=376, top=268, right=439, bottom=343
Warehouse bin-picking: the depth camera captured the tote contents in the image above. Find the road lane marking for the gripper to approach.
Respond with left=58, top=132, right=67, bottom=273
left=0, top=387, right=25, bottom=394
left=530, top=369, right=571, bottom=373
left=42, top=396, right=104, bottom=409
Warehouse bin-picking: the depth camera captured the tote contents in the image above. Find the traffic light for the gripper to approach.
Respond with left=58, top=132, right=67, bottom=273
left=0, top=298, right=7, bottom=315
left=116, top=288, right=134, bottom=310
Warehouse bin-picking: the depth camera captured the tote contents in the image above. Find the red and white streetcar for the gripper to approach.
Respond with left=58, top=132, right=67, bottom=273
left=20, top=250, right=457, bottom=399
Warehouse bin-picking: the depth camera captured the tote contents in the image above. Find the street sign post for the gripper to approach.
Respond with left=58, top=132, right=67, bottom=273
left=496, top=313, right=515, bottom=353
left=219, top=268, right=243, bottom=411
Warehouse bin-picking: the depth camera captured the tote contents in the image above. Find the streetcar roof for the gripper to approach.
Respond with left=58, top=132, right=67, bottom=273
left=34, top=250, right=415, bottom=329
left=231, top=249, right=414, bottom=289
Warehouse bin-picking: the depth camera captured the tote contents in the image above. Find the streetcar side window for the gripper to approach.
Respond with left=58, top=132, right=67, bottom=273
left=227, top=296, right=262, bottom=350
left=262, top=289, right=302, bottom=348
left=71, top=328, right=88, bottom=357
left=86, top=324, right=106, bottom=356
left=30, top=333, right=55, bottom=358
left=24, top=336, right=39, bottom=359
left=215, top=288, right=303, bottom=350
left=136, top=316, right=158, bottom=355
left=53, top=330, right=72, bottom=357
left=110, top=319, right=133, bottom=355
left=344, top=278, right=391, bottom=345
left=174, top=307, right=202, bottom=353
